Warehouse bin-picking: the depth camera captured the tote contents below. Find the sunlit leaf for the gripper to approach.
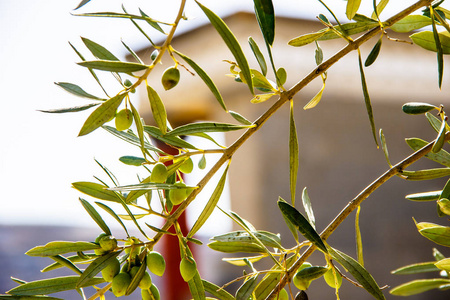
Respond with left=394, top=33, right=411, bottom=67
left=167, top=122, right=253, bottom=137
left=102, top=125, right=164, bottom=154
left=329, top=247, right=386, bottom=300
left=346, top=0, right=361, bottom=20
left=74, top=11, right=164, bottom=24
left=278, top=197, right=298, bottom=242
left=78, top=93, right=125, bottom=136
left=390, top=279, right=450, bottom=296
left=146, top=85, right=167, bottom=135
left=371, top=0, right=389, bottom=19
left=0, top=295, right=63, bottom=299
left=405, top=190, right=442, bottom=202
left=139, top=8, right=165, bottom=34
left=187, top=270, right=206, bottom=300
left=357, top=50, right=378, bottom=147
left=405, top=137, right=450, bottom=167
left=79, top=198, right=111, bottom=235
left=253, top=0, right=275, bottom=46
left=391, top=261, right=441, bottom=275
left=42, top=254, right=97, bottom=272
left=210, top=231, right=282, bottom=249
left=379, top=129, right=392, bottom=166
left=419, top=225, right=450, bottom=246
left=77, top=251, right=121, bottom=288
left=77, top=60, right=148, bottom=73
left=390, top=15, right=432, bottom=32
left=208, top=241, right=266, bottom=253
left=196, top=1, right=253, bottom=94
left=236, top=274, right=258, bottom=300
left=355, top=206, right=364, bottom=266
left=222, top=255, right=265, bottom=266
left=72, top=182, right=120, bottom=202
left=26, top=242, right=100, bottom=257
left=278, top=201, right=327, bottom=253
left=54, top=82, right=105, bottom=100
left=74, top=0, right=91, bottom=10
left=229, top=111, right=252, bottom=125
left=301, top=187, right=315, bottom=229
left=251, top=69, right=276, bottom=92
left=188, top=165, right=229, bottom=238
left=129, top=101, right=146, bottom=155
left=430, top=8, right=444, bottom=89
left=401, top=168, right=450, bottom=180
left=319, top=21, right=378, bottom=41
left=250, top=93, right=276, bottom=103
left=81, top=37, right=119, bottom=61
left=432, top=118, right=447, bottom=153
left=125, top=262, right=147, bottom=296
left=288, top=31, right=327, bottom=47
left=410, top=31, right=450, bottom=54
left=289, top=100, right=299, bottom=203
left=249, top=37, right=267, bottom=76
left=119, top=156, right=146, bottom=166
left=49, top=255, right=83, bottom=275
left=173, top=49, right=226, bottom=111
left=144, top=125, right=197, bottom=150
left=38, top=103, right=100, bottom=114
left=435, top=258, right=450, bottom=271
left=202, top=280, right=235, bottom=300
left=7, top=276, right=104, bottom=296
left=303, top=82, right=325, bottom=109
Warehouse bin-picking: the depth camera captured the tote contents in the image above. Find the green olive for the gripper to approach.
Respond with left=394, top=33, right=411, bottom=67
left=278, top=288, right=289, bottom=300
left=150, top=50, right=159, bottom=61
left=150, top=284, right=160, bottom=300
left=147, top=251, right=166, bottom=276
left=150, top=163, right=168, bottom=183
left=323, top=268, right=342, bottom=289
left=178, top=157, right=194, bottom=174
left=169, top=182, right=188, bottom=205
left=139, top=271, right=152, bottom=290
left=180, top=257, right=197, bottom=282
left=94, top=233, right=108, bottom=255
left=161, top=67, right=180, bottom=90
left=101, top=257, right=120, bottom=282
left=99, top=235, right=117, bottom=252
left=124, top=79, right=133, bottom=87
left=112, top=272, right=131, bottom=297
left=295, top=291, right=308, bottom=300
left=115, top=108, right=133, bottom=131
left=141, top=288, right=152, bottom=300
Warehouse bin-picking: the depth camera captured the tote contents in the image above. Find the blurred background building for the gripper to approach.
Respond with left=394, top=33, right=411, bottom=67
left=1, top=1, right=450, bottom=299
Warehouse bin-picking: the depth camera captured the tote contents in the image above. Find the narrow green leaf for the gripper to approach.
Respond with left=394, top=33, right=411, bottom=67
left=277, top=201, right=327, bottom=253
left=432, top=118, right=447, bottom=153
left=144, top=125, right=197, bottom=150
left=405, top=190, right=442, bottom=201
left=371, top=0, right=389, bottom=19
left=303, top=82, right=325, bottom=109
left=81, top=37, right=119, bottom=61
left=202, top=280, right=235, bottom=300
left=7, top=276, right=104, bottom=296
left=329, top=247, right=386, bottom=300
left=173, top=49, right=226, bottom=111
left=189, top=132, right=225, bottom=148
left=95, top=202, right=129, bottom=237
left=72, top=182, right=120, bottom=202
left=74, top=0, right=91, bottom=10
left=38, top=103, right=100, bottom=114
left=42, top=254, right=97, bottom=272
left=102, top=125, right=164, bottom=154
left=430, top=8, right=444, bottom=89
left=301, top=187, right=315, bottom=229
left=146, top=85, right=167, bottom=135
left=390, top=15, right=432, bottom=33
left=358, top=49, right=378, bottom=147
left=390, top=279, right=450, bottom=296
left=251, top=69, right=276, bottom=92
left=222, top=255, right=265, bottom=266
left=79, top=198, right=111, bottom=235
left=210, top=231, right=282, bottom=249
left=196, top=1, right=253, bottom=94
left=278, top=197, right=298, bottom=242
left=208, top=241, right=266, bottom=253
left=250, top=93, right=276, bottom=103
left=365, top=37, right=382, bottom=67
left=119, top=156, right=146, bottom=166
left=288, top=31, right=327, bottom=47
left=391, top=261, right=441, bottom=275
left=401, top=168, right=450, bottom=180
left=77, top=60, right=148, bottom=73
left=419, top=226, right=450, bottom=246
left=379, top=129, right=392, bottom=167
left=54, top=82, right=105, bottom=100
left=139, top=8, right=165, bottom=34
left=76, top=251, right=121, bottom=288
left=167, top=122, right=253, bottom=137
left=129, top=101, right=146, bottom=155
left=289, top=100, right=299, bottom=204
left=78, top=93, right=125, bottom=136
left=0, top=296, right=63, bottom=299
left=74, top=12, right=165, bottom=24
left=440, top=178, right=450, bottom=201
left=125, top=261, right=147, bottom=296
left=187, top=271, right=206, bottom=300
left=405, top=137, right=450, bottom=167
left=49, top=255, right=83, bottom=275
left=121, top=40, right=143, bottom=64
left=253, top=0, right=275, bottom=46
left=254, top=254, right=296, bottom=299
left=411, top=31, right=450, bottom=54
left=236, top=274, right=258, bottom=300
left=229, top=111, right=252, bottom=125
left=346, top=0, right=362, bottom=20
left=26, top=242, right=100, bottom=257
left=318, top=21, right=378, bottom=41
left=435, top=258, right=450, bottom=271
left=188, top=165, right=229, bottom=238
left=249, top=37, right=267, bottom=76
left=426, top=112, right=442, bottom=133
left=355, top=206, right=364, bottom=266
left=123, top=6, right=156, bottom=46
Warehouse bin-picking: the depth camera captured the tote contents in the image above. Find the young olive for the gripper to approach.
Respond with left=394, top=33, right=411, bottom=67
left=112, top=272, right=131, bottom=297
left=178, top=157, right=194, bottom=174
left=323, top=268, right=342, bottom=289
left=278, top=288, right=289, bottom=300
left=180, top=257, right=197, bottom=282
left=101, top=257, right=120, bottom=282
left=139, top=271, right=152, bottom=289
left=147, top=251, right=166, bottom=276
left=115, top=108, right=133, bottom=131
left=150, top=162, right=168, bottom=183
left=169, top=182, right=188, bottom=205
left=161, top=67, right=180, bottom=90
left=99, top=235, right=117, bottom=252
left=150, top=50, right=159, bottom=61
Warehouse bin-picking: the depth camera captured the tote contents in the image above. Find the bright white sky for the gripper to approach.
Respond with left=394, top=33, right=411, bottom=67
left=0, top=0, right=426, bottom=231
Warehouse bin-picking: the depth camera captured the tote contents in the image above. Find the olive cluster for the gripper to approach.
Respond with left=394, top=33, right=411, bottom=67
left=94, top=234, right=166, bottom=299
